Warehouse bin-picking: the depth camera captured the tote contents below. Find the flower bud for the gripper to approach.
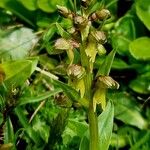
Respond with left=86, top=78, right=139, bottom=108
left=96, top=9, right=111, bottom=20
left=57, top=5, right=73, bottom=19
left=67, top=64, right=85, bottom=79
left=91, top=31, right=107, bottom=44
left=74, top=15, right=88, bottom=28
left=98, top=76, right=119, bottom=89
left=54, top=38, right=71, bottom=50
left=89, top=9, right=111, bottom=21
left=97, top=44, right=106, bottom=56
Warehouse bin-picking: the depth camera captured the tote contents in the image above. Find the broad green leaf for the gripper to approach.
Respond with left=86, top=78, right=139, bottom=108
left=0, top=0, right=9, bottom=8
left=97, top=49, right=116, bottom=76
left=111, top=15, right=136, bottom=55
left=37, top=0, right=54, bottom=13
left=37, top=0, right=66, bottom=13
left=4, top=118, right=14, bottom=144
left=109, top=92, right=148, bottom=129
left=129, top=37, right=150, bottom=60
left=19, top=88, right=62, bottom=105
left=17, top=0, right=37, bottom=11
left=0, top=59, right=38, bottom=89
left=98, top=101, right=114, bottom=150
left=0, top=27, right=37, bottom=61
left=136, top=0, right=150, bottom=30
left=52, top=79, right=80, bottom=103
left=129, top=74, right=150, bottom=94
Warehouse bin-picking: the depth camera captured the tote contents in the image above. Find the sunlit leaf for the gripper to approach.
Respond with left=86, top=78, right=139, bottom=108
left=0, top=58, right=38, bottom=89
left=18, top=0, right=37, bottom=11
left=109, top=92, right=148, bottom=129
left=129, top=37, right=150, bottom=60
left=0, top=27, right=38, bottom=61
left=98, top=101, right=114, bottom=150
left=136, top=0, right=150, bottom=30
left=97, top=49, right=116, bottom=76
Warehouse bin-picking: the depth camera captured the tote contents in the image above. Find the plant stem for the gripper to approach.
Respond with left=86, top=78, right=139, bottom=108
left=80, top=27, right=99, bottom=150
left=88, top=100, right=99, bottom=150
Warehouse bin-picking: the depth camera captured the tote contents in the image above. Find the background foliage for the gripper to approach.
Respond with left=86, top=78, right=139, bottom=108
left=0, top=0, right=150, bottom=149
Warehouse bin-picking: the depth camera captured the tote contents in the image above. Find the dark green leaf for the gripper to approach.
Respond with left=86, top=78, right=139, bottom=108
left=129, top=73, right=150, bottom=94
left=111, top=15, right=136, bottom=55
left=4, top=0, right=36, bottom=26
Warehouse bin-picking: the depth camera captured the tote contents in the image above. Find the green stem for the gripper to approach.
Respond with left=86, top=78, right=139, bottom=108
left=80, top=28, right=99, bottom=150
left=88, top=102, right=99, bottom=150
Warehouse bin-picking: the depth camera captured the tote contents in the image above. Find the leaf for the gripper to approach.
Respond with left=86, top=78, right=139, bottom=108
left=4, top=118, right=14, bottom=144
left=136, top=0, right=150, bottom=30
left=98, top=101, right=114, bottom=150
left=80, top=101, right=114, bottom=150
left=19, top=88, right=62, bottom=105
left=56, top=22, right=70, bottom=38
left=18, top=0, right=37, bottom=11
left=15, top=107, right=42, bottom=144
left=129, top=37, right=150, bottom=60
left=109, top=92, right=148, bottom=129
left=0, top=27, right=38, bottom=61
left=0, top=58, right=38, bottom=89
left=52, top=79, right=80, bottom=103
left=111, top=15, right=136, bottom=55
left=3, top=0, right=35, bottom=26
left=67, top=119, right=88, bottom=138
left=97, top=49, right=116, bottom=76
left=37, top=0, right=54, bottom=13
left=42, top=24, right=56, bottom=45
left=79, top=131, right=89, bottom=150
left=37, top=0, right=66, bottom=13
left=129, top=73, right=150, bottom=94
